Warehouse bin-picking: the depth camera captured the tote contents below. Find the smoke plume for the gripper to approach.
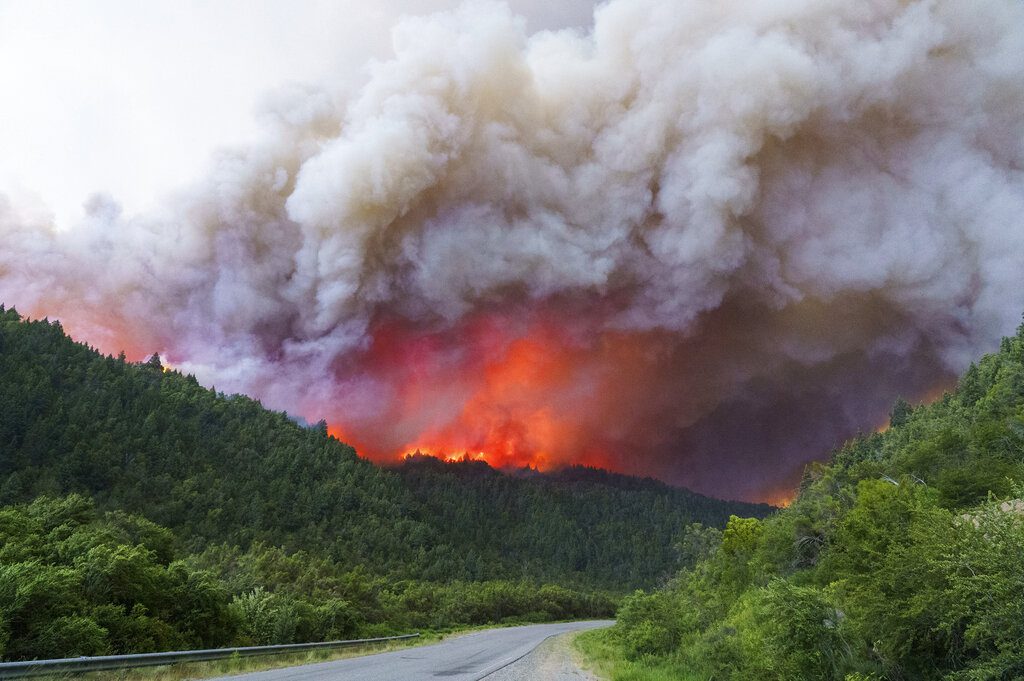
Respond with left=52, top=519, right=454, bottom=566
left=2, top=0, right=1023, bottom=501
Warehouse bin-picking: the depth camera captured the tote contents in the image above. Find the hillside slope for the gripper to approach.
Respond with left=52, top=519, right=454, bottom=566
left=592, top=319, right=1024, bottom=680
left=0, top=305, right=768, bottom=591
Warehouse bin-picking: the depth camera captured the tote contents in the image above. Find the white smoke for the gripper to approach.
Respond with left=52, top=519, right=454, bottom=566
left=2, top=0, right=1023, bottom=499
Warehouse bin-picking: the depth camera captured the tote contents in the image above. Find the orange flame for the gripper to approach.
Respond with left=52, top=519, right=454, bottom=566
left=397, top=336, right=579, bottom=469
left=763, top=491, right=795, bottom=508
left=325, top=309, right=627, bottom=473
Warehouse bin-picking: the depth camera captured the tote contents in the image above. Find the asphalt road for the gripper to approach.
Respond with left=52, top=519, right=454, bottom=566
left=216, top=621, right=613, bottom=681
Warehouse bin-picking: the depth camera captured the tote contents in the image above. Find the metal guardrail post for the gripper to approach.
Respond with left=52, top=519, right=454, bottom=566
left=0, top=633, right=420, bottom=678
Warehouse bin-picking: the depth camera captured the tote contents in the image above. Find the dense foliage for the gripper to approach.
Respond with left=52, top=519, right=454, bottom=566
left=0, top=305, right=767, bottom=659
left=600, top=320, right=1024, bottom=680
left=0, top=494, right=612, bottom=659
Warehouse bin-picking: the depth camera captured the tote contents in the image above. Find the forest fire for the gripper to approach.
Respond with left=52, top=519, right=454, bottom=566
left=325, top=309, right=622, bottom=472
left=1, top=0, right=1018, bottom=502
left=18, top=295, right=959, bottom=504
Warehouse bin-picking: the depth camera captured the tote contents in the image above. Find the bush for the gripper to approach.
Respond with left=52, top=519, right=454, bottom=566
left=616, top=591, right=678, bottom=657
left=0, top=497, right=233, bottom=660
left=745, top=580, right=847, bottom=680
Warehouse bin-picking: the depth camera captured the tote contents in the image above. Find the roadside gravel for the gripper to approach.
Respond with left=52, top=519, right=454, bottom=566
left=483, top=631, right=598, bottom=681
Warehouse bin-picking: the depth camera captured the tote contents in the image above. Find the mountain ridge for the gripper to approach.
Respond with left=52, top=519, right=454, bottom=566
left=0, top=304, right=769, bottom=591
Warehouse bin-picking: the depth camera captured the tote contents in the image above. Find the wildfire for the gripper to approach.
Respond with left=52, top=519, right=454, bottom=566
left=393, top=335, right=575, bottom=470
left=402, top=447, right=488, bottom=463
left=323, top=307, right=627, bottom=473
left=25, top=301, right=959, bottom=505
left=764, top=491, right=795, bottom=508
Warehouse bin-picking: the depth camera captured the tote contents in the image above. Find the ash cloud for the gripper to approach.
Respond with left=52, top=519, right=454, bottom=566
left=2, top=0, right=1023, bottom=500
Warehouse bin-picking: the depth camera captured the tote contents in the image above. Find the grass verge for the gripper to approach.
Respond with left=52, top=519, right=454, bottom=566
left=40, top=634, right=443, bottom=681
left=573, top=627, right=702, bottom=681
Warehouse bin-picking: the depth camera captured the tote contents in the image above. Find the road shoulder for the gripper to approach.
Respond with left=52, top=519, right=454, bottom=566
left=484, top=631, right=598, bottom=681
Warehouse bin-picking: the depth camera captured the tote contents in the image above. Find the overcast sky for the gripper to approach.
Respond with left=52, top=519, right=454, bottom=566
left=0, top=0, right=595, bottom=227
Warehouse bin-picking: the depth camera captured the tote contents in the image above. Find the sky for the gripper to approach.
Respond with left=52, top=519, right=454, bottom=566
left=0, top=0, right=595, bottom=226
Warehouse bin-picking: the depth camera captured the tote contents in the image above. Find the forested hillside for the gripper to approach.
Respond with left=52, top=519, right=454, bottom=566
left=0, top=305, right=767, bottom=660
left=588, top=320, right=1024, bottom=680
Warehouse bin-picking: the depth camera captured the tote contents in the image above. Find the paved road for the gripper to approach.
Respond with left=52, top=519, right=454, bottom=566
left=216, top=621, right=613, bottom=681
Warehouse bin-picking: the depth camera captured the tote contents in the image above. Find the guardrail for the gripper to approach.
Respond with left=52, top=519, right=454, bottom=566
left=0, top=633, right=420, bottom=678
